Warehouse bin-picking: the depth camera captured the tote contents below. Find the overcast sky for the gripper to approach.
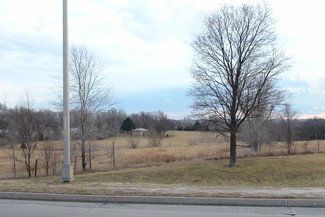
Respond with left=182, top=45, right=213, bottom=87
left=0, top=0, right=324, bottom=119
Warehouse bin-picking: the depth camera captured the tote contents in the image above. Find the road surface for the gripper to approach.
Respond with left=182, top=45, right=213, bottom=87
left=1, top=199, right=325, bottom=217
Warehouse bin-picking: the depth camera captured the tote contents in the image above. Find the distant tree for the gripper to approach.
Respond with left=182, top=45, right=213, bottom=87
left=176, top=126, right=183, bottom=131
left=297, top=117, right=325, bottom=141
left=34, top=109, right=62, bottom=140
left=0, top=103, right=8, bottom=132
left=121, top=117, right=136, bottom=133
left=240, top=97, right=284, bottom=152
left=93, top=114, right=104, bottom=139
left=6, top=139, right=17, bottom=178
left=176, top=118, right=194, bottom=131
left=131, top=112, right=152, bottom=129
left=184, top=126, right=193, bottom=131
left=4, top=107, right=18, bottom=177
left=192, top=121, right=202, bottom=131
left=188, top=3, right=290, bottom=166
left=103, top=109, right=127, bottom=136
left=70, top=45, right=115, bottom=171
left=147, top=129, right=163, bottom=147
left=131, top=111, right=174, bottom=134
left=128, top=135, right=140, bottom=149
left=281, top=103, right=297, bottom=153
left=131, top=112, right=153, bottom=130
left=0, top=101, right=9, bottom=147
left=151, top=111, right=174, bottom=135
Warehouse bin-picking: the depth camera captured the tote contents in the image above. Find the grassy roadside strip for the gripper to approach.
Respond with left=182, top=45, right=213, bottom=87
left=0, top=153, right=325, bottom=197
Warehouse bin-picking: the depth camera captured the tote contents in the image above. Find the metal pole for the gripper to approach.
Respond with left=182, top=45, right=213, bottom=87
left=61, top=0, right=73, bottom=182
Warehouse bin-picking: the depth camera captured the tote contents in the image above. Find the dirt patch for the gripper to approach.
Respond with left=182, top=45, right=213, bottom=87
left=1, top=180, right=325, bottom=199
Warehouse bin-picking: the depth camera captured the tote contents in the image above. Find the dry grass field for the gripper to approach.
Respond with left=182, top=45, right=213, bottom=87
left=0, top=130, right=324, bottom=179
left=2, top=154, right=325, bottom=197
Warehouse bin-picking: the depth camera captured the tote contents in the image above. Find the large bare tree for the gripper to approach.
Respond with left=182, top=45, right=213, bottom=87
left=70, top=45, right=115, bottom=170
left=188, top=3, right=290, bottom=166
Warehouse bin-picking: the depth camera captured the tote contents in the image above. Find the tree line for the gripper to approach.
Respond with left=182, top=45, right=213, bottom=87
left=0, top=97, right=177, bottom=176
left=238, top=113, right=325, bottom=153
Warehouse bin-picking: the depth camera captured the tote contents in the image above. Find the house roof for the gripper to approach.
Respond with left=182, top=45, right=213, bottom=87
left=132, top=128, right=148, bottom=132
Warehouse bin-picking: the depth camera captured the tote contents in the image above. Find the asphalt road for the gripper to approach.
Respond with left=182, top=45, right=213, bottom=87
left=1, top=199, right=325, bottom=217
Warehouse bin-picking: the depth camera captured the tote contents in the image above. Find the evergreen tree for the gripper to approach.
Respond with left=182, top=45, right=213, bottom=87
left=192, top=121, right=202, bottom=131
left=120, top=117, right=136, bottom=133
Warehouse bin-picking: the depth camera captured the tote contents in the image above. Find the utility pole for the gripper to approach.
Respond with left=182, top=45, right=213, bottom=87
left=61, top=0, right=73, bottom=182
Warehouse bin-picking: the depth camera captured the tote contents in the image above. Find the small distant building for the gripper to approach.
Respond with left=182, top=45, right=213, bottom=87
left=0, top=129, right=7, bottom=137
left=132, top=128, right=148, bottom=136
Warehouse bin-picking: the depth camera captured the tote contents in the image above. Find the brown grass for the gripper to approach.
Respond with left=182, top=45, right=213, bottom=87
left=69, top=154, right=325, bottom=188
left=0, top=131, right=325, bottom=179
left=2, top=154, right=325, bottom=198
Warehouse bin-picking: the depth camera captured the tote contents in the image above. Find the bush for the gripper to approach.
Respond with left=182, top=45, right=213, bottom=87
left=128, top=136, right=139, bottom=149
left=147, top=129, right=163, bottom=147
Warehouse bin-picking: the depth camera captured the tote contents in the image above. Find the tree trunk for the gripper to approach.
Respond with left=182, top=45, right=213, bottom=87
left=81, top=116, right=87, bottom=171
left=82, top=150, right=86, bottom=171
left=229, top=101, right=238, bottom=167
left=251, top=121, right=259, bottom=152
left=27, top=153, right=31, bottom=177
left=252, top=120, right=259, bottom=152
left=81, top=139, right=86, bottom=170
left=74, top=154, right=77, bottom=172
left=229, top=130, right=237, bottom=167
left=46, top=162, right=49, bottom=176
left=27, top=165, right=31, bottom=177
left=253, top=135, right=259, bottom=152
left=13, top=159, right=16, bottom=178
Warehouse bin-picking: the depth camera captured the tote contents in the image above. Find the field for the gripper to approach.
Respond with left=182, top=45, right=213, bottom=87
left=1, top=154, right=325, bottom=198
left=72, top=154, right=325, bottom=188
left=0, top=130, right=325, bottom=179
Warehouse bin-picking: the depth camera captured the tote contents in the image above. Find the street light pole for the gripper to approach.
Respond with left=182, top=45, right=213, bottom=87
left=61, top=0, right=73, bottom=182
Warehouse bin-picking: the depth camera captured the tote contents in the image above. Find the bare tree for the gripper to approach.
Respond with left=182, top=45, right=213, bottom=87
left=102, top=109, right=127, bottom=136
left=242, top=94, right=284, bottom=152
left=281, top=103, right=297, bottom=153
left=11, top=92, right=38, bottom=177
left=70, top=45, right=115, bottom=170
left=128, top=135, right=140, bottom=149
left=0, top=99, right=18, bottom=178
left=151, top=111, right=174, bottom=136
left=50, top=148, right=62, bottom=175
left=0, top=102, right=8, bottom=146
left=147, top=129, right=163, bottom=147
left=40, top=139, right=54, bottom=176
left=91, top=109, right=127, bottom=139
left=4, top=136, right=18, bottom=178
left=138, top=112, right=152, bottom=129
left=188, top=3, right=290, bottom=166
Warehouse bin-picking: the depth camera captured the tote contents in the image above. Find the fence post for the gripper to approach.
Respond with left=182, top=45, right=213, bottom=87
left=89, top=142, right=92, bottom=171
left=112, top=141, right=115, bottom=169
left=34, top=159, right=38, bottom=177
left=318, top=140, right=320, bottom=153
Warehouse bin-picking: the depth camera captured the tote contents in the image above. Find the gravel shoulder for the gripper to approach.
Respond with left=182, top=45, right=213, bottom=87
left=1, top=180, right=325, bottom=199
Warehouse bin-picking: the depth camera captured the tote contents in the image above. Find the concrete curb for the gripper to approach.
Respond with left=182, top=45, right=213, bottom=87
left=1, top=192, right=325, bottom=207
